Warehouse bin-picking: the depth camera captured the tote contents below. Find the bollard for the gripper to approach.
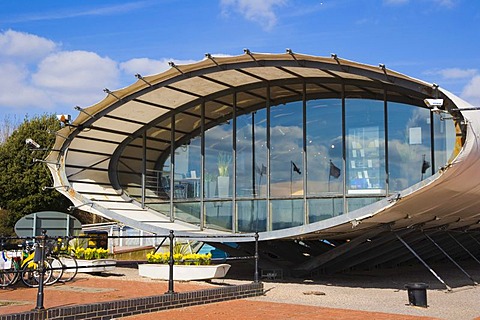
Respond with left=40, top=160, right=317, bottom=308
left=254, top=232, right=259, bottom=283
left=405, top=283, right=428, bottom=308
left=165, top=230, right=175, bottom=294
left=35, top=230, right=48, bottom=310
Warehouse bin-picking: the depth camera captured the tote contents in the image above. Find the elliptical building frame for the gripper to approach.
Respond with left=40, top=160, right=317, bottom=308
left=45, top=52, right=480, bottom=280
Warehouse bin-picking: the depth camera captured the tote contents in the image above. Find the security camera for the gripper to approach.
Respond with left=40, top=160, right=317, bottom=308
left=25, top=138, right=41, bottom=149
left=424, top=98, right=444, bottom=108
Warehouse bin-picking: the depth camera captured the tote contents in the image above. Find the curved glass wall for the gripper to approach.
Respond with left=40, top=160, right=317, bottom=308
left=120, top=92, right=456, bottom=234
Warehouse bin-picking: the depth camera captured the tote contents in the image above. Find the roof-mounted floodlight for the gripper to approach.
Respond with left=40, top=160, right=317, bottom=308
left=243, top=48, right=251, bottom=55
left=424, top=98, right=444, bottom=114
left=379, top=63, right=386, bottom=70
left=103, top=88, right=121, bottom=100
left=286, top=48, right=293, bottom=55
left=135, top=73, right=152, bottom=86
left=168, top=61, right=185, bottom=75
left=330, top=53, right=338, bottom=60
left=74, top=105, right=95, bottom=119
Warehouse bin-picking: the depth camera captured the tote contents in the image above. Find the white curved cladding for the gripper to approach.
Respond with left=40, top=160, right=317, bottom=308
left=44, top=53, right=479, bottom=241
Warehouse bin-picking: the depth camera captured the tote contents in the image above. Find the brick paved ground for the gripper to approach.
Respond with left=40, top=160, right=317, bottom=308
left=1, top=267, right=479, bottom=320
left=122, top=299, right=440, bottom=320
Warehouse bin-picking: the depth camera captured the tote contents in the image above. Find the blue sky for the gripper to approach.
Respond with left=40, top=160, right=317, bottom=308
left=0, top=0, right=479, bottom=121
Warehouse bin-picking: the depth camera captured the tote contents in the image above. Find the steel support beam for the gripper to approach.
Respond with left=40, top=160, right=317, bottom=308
left=395, top=232, right=451, bottom=291
left=424, top=232, right=478, bottom=286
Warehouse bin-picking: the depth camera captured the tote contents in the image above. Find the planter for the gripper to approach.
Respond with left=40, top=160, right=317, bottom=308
left=217, top=176, right=230, bottom=197
left=74, top=259, right=117, bottom=273
left=138, top=263, right=231, bottom=281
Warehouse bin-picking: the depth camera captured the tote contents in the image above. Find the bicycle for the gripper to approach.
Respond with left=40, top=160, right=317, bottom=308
left=0, top=238, right=22, bottom=288
left=19, top=240, right=54, bottom=288
left=46, top=237, right=78, bottom=283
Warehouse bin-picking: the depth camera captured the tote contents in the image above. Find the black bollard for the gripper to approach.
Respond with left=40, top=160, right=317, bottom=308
left=35, top=230, right=48, bottom=310
left=166, top=230, right=175, bottom=294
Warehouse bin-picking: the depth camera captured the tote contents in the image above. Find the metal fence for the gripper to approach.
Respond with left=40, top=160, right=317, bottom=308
left=1, top=229, right=260, bottom=310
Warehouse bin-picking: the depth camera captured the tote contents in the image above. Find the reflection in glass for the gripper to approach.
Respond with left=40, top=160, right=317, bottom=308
left=347, top=197, right=383, bottom=212
left=174, top=202, right=200, bottom=225
left=306, top=99, right=343, bottom=195
left=346, top=99, right=386, bottom=195
left=433, top=113, right=456, bottom=168
left=119, top=93, right=457, bottom=233
left=270, top=101, right=303, bottom=197
left=205, top=201, right=232, bottom=231
left=308, top=198, right=344, bottom=222
left=271, top=199, right=304, bottom=230
left=388, top=103, right=431, bottom=192
left=237, top=200, right=267, bottom=232
left=205, top=120, right=232, bottom=199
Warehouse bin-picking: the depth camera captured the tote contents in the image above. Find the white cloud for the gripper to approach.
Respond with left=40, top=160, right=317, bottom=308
left=427, top=68, right=478, bottom=80
left=0, top=29, right=56, bottom=63
left=0, top=63, right=50, bottom=108
left=220, top=0, right=287, bottom=31
left=0, top=30, right=123, bottom=113
left=461, top=76, right=480, bottom=105
left=32, top=51, right=120, bottom=107
left=120, top=57, right=198, bottom=77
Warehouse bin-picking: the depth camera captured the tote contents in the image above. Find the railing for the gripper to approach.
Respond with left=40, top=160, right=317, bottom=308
left=0, top=230, right=260, bottom=310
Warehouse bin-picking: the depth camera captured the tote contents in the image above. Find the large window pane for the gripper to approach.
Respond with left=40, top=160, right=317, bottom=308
left=270, top=101, right=303, bottom=197
left=237, top=200, right=267, bottom=232
left=205, top=114, right=233, bottom=199
left=308, top=198, right=343, bottom=223
left=346, top=99, right=386, bottom=195
left=388, top=103, right=431, bottom=192
left=434, top=114, right=456, bottom=168
left=205, top=201, right=232, bottom=231
left=306, top=99, right=343, bottom=195
left=271, top=199, right=304, bottom=230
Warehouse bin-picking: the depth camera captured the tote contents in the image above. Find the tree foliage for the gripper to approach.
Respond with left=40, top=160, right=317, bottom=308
left=0, top=114, right=72, bottom=235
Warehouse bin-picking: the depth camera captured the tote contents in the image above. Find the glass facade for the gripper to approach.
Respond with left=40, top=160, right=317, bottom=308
left=119, top=90, right=456, bottom=234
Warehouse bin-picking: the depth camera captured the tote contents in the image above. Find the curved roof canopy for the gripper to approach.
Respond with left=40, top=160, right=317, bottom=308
left=46, top=52, right=480, bottom=241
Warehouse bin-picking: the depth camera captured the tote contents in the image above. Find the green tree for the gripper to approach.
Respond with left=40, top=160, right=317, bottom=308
left=0, top=114, right=72, bottom=235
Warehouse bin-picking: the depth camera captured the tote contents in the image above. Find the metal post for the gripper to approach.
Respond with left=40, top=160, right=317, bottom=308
left=424, top=232, right=478, bottom=285
left=394, top=232, right=451, bottom=291
left=166, top=230, right=175, bottom=294
left=254, top=232, right=259, bottom=283
left=35, top=230, right=47, bottom=310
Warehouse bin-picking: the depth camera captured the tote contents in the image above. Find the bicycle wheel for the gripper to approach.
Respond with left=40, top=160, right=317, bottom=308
left=58, top=254, right=78, bottom=283
left=45, top=257, right=63, bottom=285
left=20, top=260, right=52, bottom=288
left=0, top=267, right=16, bottom=287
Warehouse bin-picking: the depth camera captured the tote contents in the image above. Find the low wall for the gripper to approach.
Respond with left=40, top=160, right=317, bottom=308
left=0, top=282, right=263, bottom=320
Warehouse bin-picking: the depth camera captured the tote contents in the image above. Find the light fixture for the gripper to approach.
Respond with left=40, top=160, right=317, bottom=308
left=74, top=106, right=95, bottom=119
left=103, top=88, right=121, bottom=100
left=67, top=202, right=94, bottom=212
left=135, top=73, right=152, bottom=86
left=205, top=53, right=221, bottom=68
left=379, top=63, right=386, bottom=70
left=330, top=53, right=338, bottom=60
left=25, top=138, right=40, bottom=149
left=42, top=185, right=70, bottom=191
left=168, top=61, right=185, bottom=75
left=424, top=98, right=444, bottom=114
